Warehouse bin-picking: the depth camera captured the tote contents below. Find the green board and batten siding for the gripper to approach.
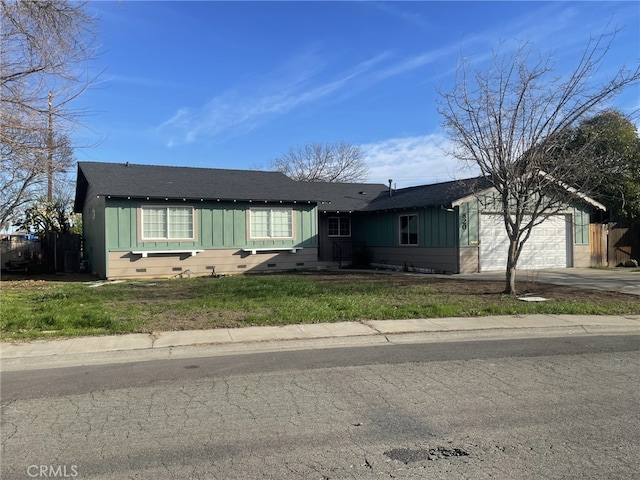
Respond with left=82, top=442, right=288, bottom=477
left=574, top=207, right=590, bottom=245
left=457, top=201, right=479, bottom=247
left=353, top=207, right=459, bottom=248
left=84, top=199, right=318, bottom=278
left=80, top=187, right=107, bottom=278
left=350, top=199, right=591, bottom=274
left=103, top=199, right=317, bottom=251
left=351, top=207, right=461, bottom=273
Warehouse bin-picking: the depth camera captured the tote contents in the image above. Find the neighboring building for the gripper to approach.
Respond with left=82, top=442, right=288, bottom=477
left=74, top=162, right=605, bottom=279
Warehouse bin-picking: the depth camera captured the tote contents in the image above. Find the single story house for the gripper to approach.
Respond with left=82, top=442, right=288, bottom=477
left=74, top=161, right=605, bottom=279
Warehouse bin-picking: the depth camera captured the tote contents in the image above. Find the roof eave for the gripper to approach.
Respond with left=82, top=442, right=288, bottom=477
left=94, top=194, right=323, bottom=205
left=73, top=165, right=89, bottom=213
left=451, top=187, right=495, bottom=207
left=538, top=171, right=607, bottom=212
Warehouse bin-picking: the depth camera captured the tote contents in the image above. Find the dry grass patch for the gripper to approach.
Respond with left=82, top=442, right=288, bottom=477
left=2, top=271, right=638, bottom=340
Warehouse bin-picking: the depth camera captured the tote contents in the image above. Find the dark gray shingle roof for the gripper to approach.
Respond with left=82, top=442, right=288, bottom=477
left=74, top=162, right=327, bottom=211
left=361, top=177, right=493, bottom=211
left=301, top=181, right=390, bottom=212
left=74, top=161, right=495, bottom=213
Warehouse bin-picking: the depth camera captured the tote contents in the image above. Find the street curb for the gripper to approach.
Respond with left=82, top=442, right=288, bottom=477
left=1, top=321, right=638, bottom=372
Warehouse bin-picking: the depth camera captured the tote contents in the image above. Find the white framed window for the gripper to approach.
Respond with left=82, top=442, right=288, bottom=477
left=141, top=206, right=194, bottom=240
left=250, top=208, right=293, bottom=239
left=399, top=214, right=418, bottom=245
left=328, top=217, right=351, bottom=237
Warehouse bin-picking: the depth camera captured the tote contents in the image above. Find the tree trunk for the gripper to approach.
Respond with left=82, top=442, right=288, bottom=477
left=505, top=239, right=518, bottom=294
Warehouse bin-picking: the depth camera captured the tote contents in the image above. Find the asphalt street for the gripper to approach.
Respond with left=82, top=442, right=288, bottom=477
left=2, top=335, right=639, bottom=480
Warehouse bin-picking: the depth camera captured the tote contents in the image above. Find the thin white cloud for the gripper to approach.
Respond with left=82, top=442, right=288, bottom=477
left=374, top=41, right=470, bottom=82
left=155, top=43, right=461, bottom=147
left=154, top=2, right=633, bottom=149
left=360, top=134, right=480, bottom=189
left=156, top=51, right=395, bottom=146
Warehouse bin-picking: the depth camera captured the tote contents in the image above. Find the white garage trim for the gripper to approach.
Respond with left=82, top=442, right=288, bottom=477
left=479, top=214, right=573, bottom=272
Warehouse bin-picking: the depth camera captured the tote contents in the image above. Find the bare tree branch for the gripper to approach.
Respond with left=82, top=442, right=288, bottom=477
left=438, top=32, right=639, bottom=294
left=0, top=0, right=97, bottom=229
left=271, top=140, right=369, bottom=183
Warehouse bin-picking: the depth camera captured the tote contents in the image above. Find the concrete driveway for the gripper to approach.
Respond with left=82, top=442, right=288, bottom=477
left=454, top=268, right=640, bottom=295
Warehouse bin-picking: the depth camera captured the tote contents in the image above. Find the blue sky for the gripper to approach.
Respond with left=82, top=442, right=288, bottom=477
left=77, top=1, right=639, bottom=188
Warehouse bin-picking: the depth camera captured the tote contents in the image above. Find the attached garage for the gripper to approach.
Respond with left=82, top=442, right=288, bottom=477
left=479, top=214, right=572, bottom=271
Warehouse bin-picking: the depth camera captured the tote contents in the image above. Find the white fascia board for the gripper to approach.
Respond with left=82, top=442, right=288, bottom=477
left=451, top=187, right=495, bottom=207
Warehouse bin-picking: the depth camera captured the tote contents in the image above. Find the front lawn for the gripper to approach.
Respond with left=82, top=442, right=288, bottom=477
left=2, top=271, right=639, bottom=340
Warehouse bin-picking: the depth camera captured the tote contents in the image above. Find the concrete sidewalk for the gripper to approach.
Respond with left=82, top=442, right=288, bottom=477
left=1, top=314, right=639, bottom=372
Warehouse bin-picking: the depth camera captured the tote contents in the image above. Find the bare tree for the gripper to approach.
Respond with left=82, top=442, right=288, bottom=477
left=438, top=33, right=639, bottom=294
left=0, top=0, right=97, bottom=229
left=271, top=140, right=369, bottom=182
left=0, top=130, right=74, bottom=230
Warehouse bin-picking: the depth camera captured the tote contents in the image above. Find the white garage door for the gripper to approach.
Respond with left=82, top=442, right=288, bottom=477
left=479, top=214, right=571, bottom=271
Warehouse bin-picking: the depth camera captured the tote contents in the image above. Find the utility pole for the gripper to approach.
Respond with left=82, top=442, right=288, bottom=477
left=47, top=91, right=53, bottom=202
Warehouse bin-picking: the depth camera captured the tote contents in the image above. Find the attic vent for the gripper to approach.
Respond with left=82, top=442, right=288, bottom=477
left=358, top=191, right=366, bottom=195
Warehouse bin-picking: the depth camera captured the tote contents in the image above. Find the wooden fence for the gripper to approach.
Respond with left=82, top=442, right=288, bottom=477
left=590, top=222, right=640, bottom=266
left=589, top=224, right=607, bottom=266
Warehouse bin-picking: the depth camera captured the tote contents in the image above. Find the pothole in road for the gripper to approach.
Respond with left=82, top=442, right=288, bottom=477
left=384, top=446, right=470, bottom=463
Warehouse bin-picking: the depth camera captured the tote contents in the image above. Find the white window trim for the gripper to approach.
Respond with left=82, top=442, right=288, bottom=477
left=140, top=205, right=196, bottom=241
left=399, top=214, right=419, bottom=246
left=328, top=216, right=351, bottom=237
left=248, top=207, right=295, bottom=240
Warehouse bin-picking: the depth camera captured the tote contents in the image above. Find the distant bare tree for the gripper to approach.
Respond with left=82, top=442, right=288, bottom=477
left=438, top=33, right=639, bottom=294
left=0, top=0, right=97, bottom=229
left=1, top=130, right=75, bottom=230
left=271, top=141, right=369, bottom=182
